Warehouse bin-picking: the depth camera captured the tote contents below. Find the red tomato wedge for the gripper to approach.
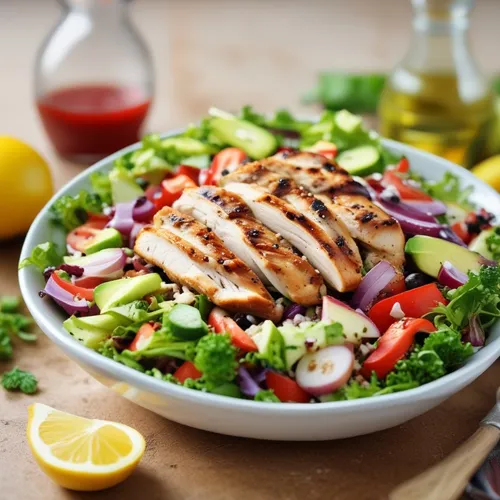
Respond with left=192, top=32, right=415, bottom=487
left=360, top=318, right=436, bottom=379
left=204, top=148, right=246, bottom=186
left=129, top=322, right=158, bottom=352
left=174, top=361, right=202, bottom=383
left=382, top=170, right=433, bottom=201
left=145, top=184, right=162, bottom=203
left=368, top=283, right=447, bottom=333
left=316, top=148, right=338, bottom=160
left=52, top=271, right=94, bottom=301
left=265, top=372, right=311, bottom=403
left=177, top=165, right=201, bottom=185
left=208, top=307, right=258, bottom=352
left=73, top=276, right=106, bottom=289
left=155, top=174, right=197, bottom=209
left=66, top=221, right=107, bottom=252
left=451, top=221, right=471, bottom=245
left=198, top=168, right=210, bottom=186
left=394, top=157, right=410, bottom=174
left=87, top=213, right=111, bottom=225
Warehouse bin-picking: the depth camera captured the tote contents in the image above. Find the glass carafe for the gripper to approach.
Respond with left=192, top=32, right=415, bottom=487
left=35, top=0, right=154, bottom=164
left=378, top=0, right=494, bottom=168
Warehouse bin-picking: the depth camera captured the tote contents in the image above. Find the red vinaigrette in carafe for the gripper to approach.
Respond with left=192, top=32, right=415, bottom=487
left=37, top=85, right=151, bottom=162
left=34, top=0, right=154, bottom=164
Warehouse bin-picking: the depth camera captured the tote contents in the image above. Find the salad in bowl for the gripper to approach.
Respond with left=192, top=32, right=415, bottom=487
left=20, top=107, right=500, bottom=405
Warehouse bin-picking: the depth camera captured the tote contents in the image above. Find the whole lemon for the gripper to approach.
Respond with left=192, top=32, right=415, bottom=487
left=0, top=137, right=53, bottom=239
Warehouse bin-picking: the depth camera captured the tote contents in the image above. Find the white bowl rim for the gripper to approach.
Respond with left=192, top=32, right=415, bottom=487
left=18, top=134, right=500, bottom=415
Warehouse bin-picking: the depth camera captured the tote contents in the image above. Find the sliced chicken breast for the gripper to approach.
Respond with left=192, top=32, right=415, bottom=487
left=324, top=194, right=405, bottom=270
left=222, top=182, right=361, bottom=292
left=220, top=161, right=362, bottom=272
left=135, top=217, right=281, bottom=321
left=173, top=187, right=325, bottom=305
left=228, top=157, right=405, bottom=270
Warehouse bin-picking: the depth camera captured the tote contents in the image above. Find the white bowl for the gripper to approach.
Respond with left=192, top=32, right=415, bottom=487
left=19, top=137, right=500, bottom=441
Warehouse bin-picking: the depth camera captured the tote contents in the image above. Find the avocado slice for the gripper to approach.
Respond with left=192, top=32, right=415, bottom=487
left=251, top=320, right=285, bottom=370
left=94, top=273, right=162, bottom=312
left=406, top=235, right=483, bottom=278
left=109, top=168, right=144, bottom=204
left=63, top=313, right=123, bottom=349
left=209, top=117, right=278, bottom=159
left=469, top=228, right=498, bottom=261
left=84, top=228, right=123, bottom=255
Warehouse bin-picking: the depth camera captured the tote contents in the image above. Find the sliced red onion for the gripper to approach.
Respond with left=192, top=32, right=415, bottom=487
left=130, top=222, right=146, bottom=249
left=107, top=201, right=135, bottom=239
left=252, top=367, right=269, bottom=384
left=377, top=198, right=437, bottom=223
left=80, top=248, right=127, bottom=278
left=283, top=304, right=307, bottom=321
left=463, top=315, right=485, bottom=347
left=377, top=199, right=452, bottom=238
left=479, top=255, right=498, bottom=267
left=439, top=227, right=467, bottom=248
left=133, top=197, right=156, bottom=223
left=351, top=261, right=397, bottom=312
left=40, top=275, right=96, bottom=316
left=238, top=365, right=261, bottom=397
left=437, top=261, right=468, bottom=289
left=405, top=199, right=447, bottom=216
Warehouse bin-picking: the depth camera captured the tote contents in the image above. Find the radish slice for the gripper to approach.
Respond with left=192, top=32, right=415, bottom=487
left=295, top=345, right=354, bottom=396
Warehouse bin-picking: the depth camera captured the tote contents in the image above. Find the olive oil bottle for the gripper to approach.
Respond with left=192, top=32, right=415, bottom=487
left=379, top=0, right=494, bottom=168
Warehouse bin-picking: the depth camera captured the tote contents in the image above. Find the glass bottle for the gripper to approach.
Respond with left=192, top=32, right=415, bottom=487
left=35, top=0, right=154, bottom=164
left=378, top=0, right=494, bottom=168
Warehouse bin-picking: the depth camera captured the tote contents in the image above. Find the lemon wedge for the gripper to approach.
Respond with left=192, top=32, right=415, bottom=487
left=27, top=403, right=145, bottom=491
left=472, top=155, right=500, bottom=191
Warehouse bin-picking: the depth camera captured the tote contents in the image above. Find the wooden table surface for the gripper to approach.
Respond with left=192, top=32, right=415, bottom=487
left=1, top=1, right=500, bottom=499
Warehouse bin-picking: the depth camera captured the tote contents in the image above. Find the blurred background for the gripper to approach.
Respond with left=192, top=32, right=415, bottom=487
left=1, top=0, right=499, bottom=189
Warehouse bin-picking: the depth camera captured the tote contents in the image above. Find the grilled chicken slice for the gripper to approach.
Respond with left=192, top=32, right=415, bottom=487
left=220, top=161, right=362, bottom=271
left=173, top=186, right=325, bottom=305
left=135, top=213, right=281, bottom=321
left=222, top=182, right=361, bottom=292
left=323, top=194, right=405, bottom=270
left=230, top=156, right=405, bottom=270
left=272, top=152, right=370, bottom=197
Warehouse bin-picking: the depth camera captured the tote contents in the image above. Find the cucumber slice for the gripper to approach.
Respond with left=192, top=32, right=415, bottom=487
left=168, top=304, right=208, bottom=340
left=334, top=110, right=362, bottom=134
left=336, top=145, right=381, bottom=175
left=209, top=117, right=278, bottom=159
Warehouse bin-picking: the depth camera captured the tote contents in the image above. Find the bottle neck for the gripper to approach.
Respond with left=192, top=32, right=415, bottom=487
left=406, top=0, right=475, bottom=72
